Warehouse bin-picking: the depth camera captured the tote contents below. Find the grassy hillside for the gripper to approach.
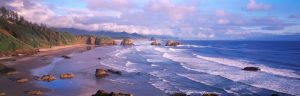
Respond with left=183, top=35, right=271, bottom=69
left=0, top=7, right=116, bottom=57
left=0, top=29, right=34, bottom=55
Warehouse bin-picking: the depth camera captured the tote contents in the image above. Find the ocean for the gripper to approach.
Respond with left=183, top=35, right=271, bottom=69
left=32, top=40, right=300, bottom=96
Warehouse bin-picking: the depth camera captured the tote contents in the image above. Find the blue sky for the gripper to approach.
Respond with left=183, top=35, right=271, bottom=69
left=1, top=0, right=300, bottom=39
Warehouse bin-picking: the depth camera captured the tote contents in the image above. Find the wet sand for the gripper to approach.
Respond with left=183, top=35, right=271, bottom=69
left=29, top=45, right=165, bottom=96
left=0, top=45, right=94, bottom=96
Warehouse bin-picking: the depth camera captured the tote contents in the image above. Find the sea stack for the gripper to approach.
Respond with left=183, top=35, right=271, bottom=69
left=121, top=38, right=134, bottom=45
left=165, top=40, right=180, bottom=46
left=151, top=40, right=161, bottom=45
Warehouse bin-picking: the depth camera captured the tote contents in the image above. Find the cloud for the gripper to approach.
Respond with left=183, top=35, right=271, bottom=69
left=246, top=0, right=271, bottom=11
left=145, top=0, right=196, bottom=21
left=84, top=0, right=132, bottom=11
left=1, top=0, right=299, bottom=40
left=217, top=19, right=230, bottom=24
left=0, top=0, right=55, bottom=24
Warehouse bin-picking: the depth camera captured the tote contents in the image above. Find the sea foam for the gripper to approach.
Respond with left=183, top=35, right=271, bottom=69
left=162, top=52, right=300, bottom=95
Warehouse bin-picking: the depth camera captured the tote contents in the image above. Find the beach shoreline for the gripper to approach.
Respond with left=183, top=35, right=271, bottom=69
left=0, top=44, right=92, bottom=96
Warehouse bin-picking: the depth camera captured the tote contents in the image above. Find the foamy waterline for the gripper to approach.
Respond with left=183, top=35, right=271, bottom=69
left=161, top=52, right=300, bottom=95
left=194, top=54, right=300, bottom=79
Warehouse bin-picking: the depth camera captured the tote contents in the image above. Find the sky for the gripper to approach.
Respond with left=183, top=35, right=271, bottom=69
left=1, top=0, right=300, bottom=40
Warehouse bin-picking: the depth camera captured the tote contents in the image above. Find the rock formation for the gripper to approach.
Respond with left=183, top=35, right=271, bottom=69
left=242, top=67, right=260, bottom=71
left=202, top=93, right=218, bottom=96
left=165, top=40, right=180, bottom=46
left=171, top=93, right=188, bottom=96
left=0, top=63, right=17, bottom=75
left=121, top=39, right=134, bottom=45
left=88, top=36, right=96, bottom=45
left=151, top=40, right=161, bottom=45
left=60, top=73, right=75, bottom=79
left=25, top=90, right=43, bottom=95
left=92, top=90, right=133, bottom=96
left=0, top=90, right=5, bottom=96
left=62, top=55, right=71, bottom=59
left=95, top=69, right=109, bottom=78
left=40, top=75, right=56, bottom=82
left=16, top=78, right=29, bottom=83
left=107, top=69, right=122, bottom=75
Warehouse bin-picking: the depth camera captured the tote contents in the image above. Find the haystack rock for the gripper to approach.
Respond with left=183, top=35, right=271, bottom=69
left=165, top=40, right=180, bottom=46
left=60, top=73, right=75, bottom=79
left=151, top=40, right=161, bottom=45
left=121, top=39, right=134, bottom=45
left=95, top=69, right=109, bottom=78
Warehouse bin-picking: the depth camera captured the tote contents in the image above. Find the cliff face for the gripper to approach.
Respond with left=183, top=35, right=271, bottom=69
left=95, top=37, right=117, bottom=45
left=74, top=35, right=116, bottom=45
left=88, top=36, right=96, bottom=45
left=121, top=38, right=134, bottom=45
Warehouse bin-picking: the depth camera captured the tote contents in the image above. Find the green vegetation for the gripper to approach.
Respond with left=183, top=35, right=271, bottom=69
left=0, top=7, right=116, bottom=57
left=95, top=36, right=117, bottom=45
left=0, top=7, right=76, bottom=48
left=0, top=29, right=32, bottom=52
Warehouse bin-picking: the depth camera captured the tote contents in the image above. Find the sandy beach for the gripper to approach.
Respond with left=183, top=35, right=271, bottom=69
left=1, top=40, right=298, bottom=96
left=0, top=45, right=92, bottom=96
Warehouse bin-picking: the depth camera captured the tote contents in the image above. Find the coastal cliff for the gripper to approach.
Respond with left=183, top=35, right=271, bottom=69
left=0, top=7, right=116, bottom=57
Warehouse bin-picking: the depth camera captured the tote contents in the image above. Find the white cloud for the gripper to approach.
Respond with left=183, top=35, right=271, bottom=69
left=218, top=19, right=230, bottom=24
left=1, top=0, right=297, bottom=40
left=246, top=0, right=271, bottom=11
left=145, top=0, right=196, bottom=21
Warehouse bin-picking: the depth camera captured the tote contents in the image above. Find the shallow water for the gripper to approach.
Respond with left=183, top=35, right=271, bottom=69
left=32, top=40, right=300, bottom=96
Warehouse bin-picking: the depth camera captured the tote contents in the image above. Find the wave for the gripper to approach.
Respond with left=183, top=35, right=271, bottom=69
left=149, top=71, right=174, bottom=94
left=136, top=48, right=141, bottom=52
left=177, top=45, right=210, bottom=48
left=151, top=64, right=159, bottom=67
left=154, top=47, right=171, bottom=53
left=193, top=54, right=300, bottom=79
left=155, top=47, right=184, bottom=53
left=177, top=73, right=258, bottom=95
left=125, top=61, right=135, bottom=67
left=162, top=52, right=300, bottom=95
left=146, top=59, right=165, bottom=63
